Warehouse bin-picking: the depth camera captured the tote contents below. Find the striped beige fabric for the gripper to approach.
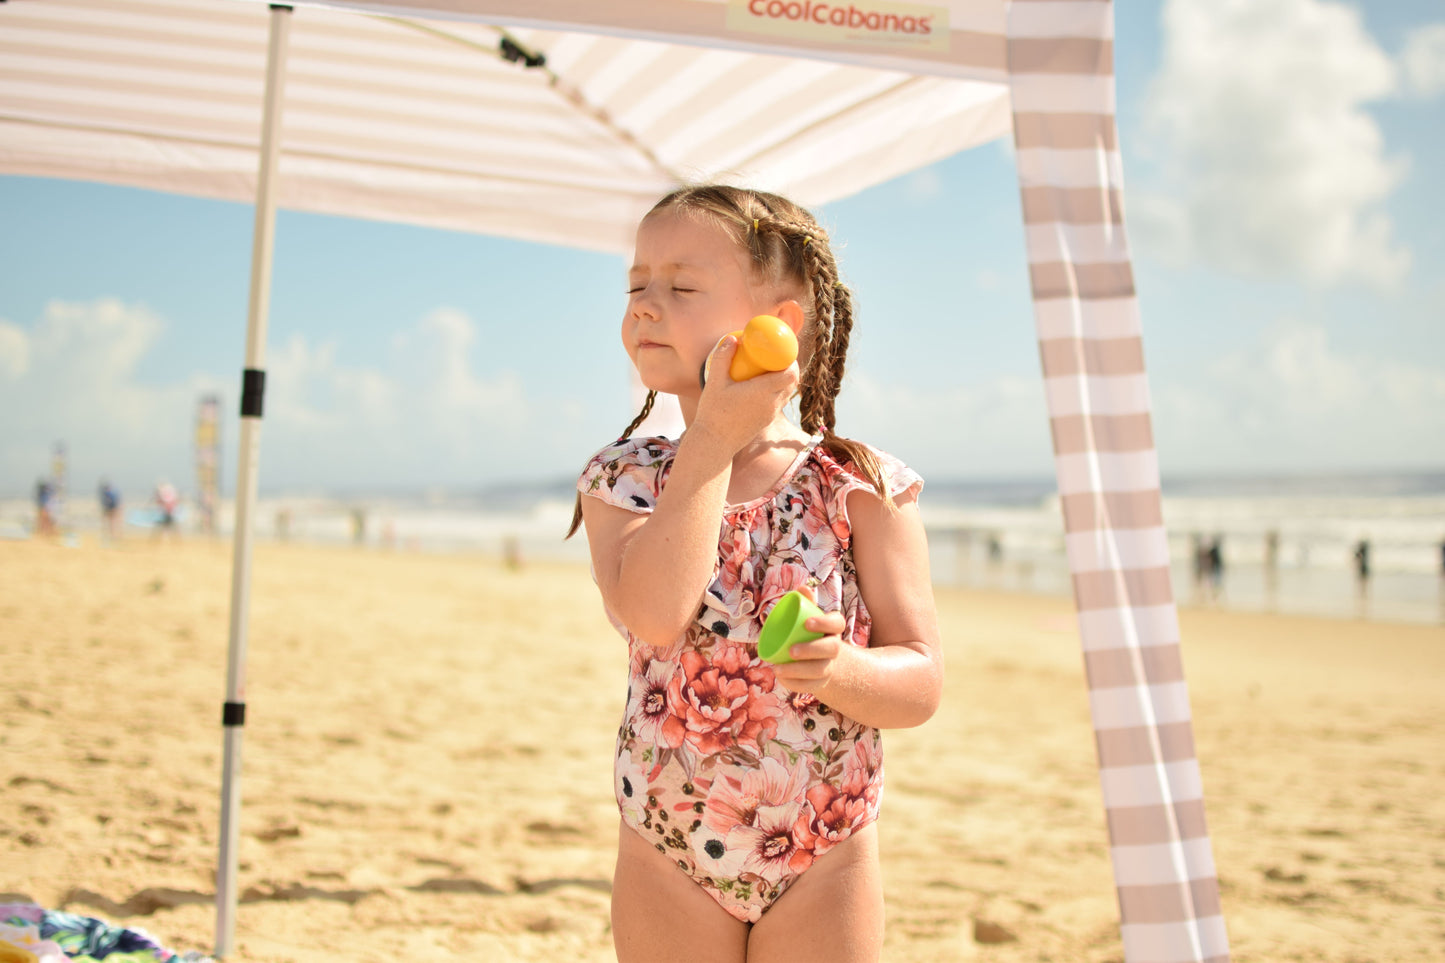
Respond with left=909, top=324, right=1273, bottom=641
left=0, top=0, right=1015, bottom=254
left=1007, top=3, right=1230, bottom=961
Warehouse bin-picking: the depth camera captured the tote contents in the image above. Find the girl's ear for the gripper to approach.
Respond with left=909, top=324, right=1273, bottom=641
left=773, top=299, right=806, bottom=335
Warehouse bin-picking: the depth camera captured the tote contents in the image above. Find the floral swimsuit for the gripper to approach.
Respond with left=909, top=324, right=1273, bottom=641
left=577, top=435, right=922, bottom=922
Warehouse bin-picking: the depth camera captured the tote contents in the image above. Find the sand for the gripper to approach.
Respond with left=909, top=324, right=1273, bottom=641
left=2, top=537, right=1441, bottom=962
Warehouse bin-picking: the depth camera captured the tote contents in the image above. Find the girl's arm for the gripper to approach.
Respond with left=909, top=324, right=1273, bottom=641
left=581, top=423, right=735, bottom=646
left=772, top=486, right=944, bottom=729
left=584, top=338, right=799, bottom=647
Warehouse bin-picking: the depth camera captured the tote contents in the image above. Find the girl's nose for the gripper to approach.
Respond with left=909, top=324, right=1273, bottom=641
left=630, top=287, right=659, bottom=320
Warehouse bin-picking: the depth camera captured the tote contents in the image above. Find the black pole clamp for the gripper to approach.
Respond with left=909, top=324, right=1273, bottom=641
left=240, top=368, right=266, bottom=419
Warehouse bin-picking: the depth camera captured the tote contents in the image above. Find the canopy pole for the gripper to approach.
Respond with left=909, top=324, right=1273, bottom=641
left=216, top=5, right=291, bottom=957
left=1004, top=3, right=1228, bottom=962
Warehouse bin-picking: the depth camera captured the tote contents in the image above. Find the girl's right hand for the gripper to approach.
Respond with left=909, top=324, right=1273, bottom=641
left=692, top=334, right=799, bottom=455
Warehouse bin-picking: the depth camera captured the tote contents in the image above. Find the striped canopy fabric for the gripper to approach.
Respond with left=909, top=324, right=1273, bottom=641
left=0, top=1, right=1228, bottom=960
left=1007, top=3, right=1227, bottom=961
left=0, top=0, right=1013, bottom=252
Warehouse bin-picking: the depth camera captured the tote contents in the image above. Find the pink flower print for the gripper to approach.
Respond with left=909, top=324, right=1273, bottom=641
left=675, top=645, right=781, bottom=757
left=786, top=690, right=817, bottom=714
left=794, top=782, right=869, bottom=856
left=768, top=688, right=820, bottom=747
left=704, top=529, right=758, bottom=631
left=702, top=756, right=810, bottom=834
left=715, top=527, right=754, bottom=596
left=631, top=657, right=685, bottom=749
left=800, top=493, right=850, bottom=548
left=840, top=735, right=884, bottom=807
left=727, top=801, right=813, bottom=883
left=759, top=562, right=811, bottom=614
left=673, top=650, right=750, bottom=756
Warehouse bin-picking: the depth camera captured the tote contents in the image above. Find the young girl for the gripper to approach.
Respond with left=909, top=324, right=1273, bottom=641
left=572, top=185, right=942, bottom=963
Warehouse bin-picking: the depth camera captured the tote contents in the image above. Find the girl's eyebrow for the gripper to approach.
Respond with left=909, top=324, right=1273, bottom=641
left=629, top=259, right=704, bottom=274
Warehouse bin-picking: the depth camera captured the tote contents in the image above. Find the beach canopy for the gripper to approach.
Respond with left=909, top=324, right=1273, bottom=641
left=1, top=0, right=1017, bottom=253
left=0, top=2, right=1230, bottom=961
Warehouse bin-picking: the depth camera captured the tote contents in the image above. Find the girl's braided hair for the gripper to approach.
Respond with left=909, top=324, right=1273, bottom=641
left=566, top=184, right=892, bottom=538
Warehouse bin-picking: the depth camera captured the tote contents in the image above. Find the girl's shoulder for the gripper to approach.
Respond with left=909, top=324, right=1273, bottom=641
left=805, top=439, right=924, bottom=504
left=581, top=435, right=677, bottom=472
left=576, top=435, right=678, bottom=514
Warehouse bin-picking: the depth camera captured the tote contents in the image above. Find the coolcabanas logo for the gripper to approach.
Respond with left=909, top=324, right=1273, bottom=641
left=726, top=0, right=950, bottom=51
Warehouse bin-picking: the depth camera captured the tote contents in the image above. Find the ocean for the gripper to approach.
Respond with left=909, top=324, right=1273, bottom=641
left=4, top=470, right=1442, bottom=626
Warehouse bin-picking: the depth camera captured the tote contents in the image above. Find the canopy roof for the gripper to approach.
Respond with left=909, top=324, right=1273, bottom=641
left=1, top=0, right=1018, bottom=252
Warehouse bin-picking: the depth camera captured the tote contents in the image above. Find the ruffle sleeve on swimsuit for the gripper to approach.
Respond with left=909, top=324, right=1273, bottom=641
left=575, top=436, right=676, bottom=515
left=818, top=445, right=925, bottom=547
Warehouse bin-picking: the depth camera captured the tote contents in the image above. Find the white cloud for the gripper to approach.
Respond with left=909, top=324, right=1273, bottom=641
left=1153, top=321, right=1445, bottom=472
left=1402, top=23, right=1445, bottom=97
left=1132, top=0, right=1411, bottom=288
left=830, top=318, right=1444, bottom=481
left=249, top=306, right=591, bottom=487
left=0, top=299, right=222, bottom=497
left=0, top=320, right=29, bottom=377
left=0, top=300, right=617, bottom=497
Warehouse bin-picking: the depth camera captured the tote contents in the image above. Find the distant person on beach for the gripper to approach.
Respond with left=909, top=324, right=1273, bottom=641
left=153, top=481, right=179, bottom=540
left=1206, top=535, right=1224, bottom=602
left=570, top=186, right=942, bottom=962
left=33, top=478, right=57, bottom=538
left=1354, top=539, right=1371, bottom=588
left=1353, top=538, right=1372, bottom=617
left=1190, top=533, right=1207, bottom=601
left=1263, top=530, right=1279, bottom=570
left=98, top=479, right=121, bottom=541
left=1262, top=530, right=1280, bottom=603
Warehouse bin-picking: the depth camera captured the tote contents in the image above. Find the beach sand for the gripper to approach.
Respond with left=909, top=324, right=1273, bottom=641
left=2, top=538, right=1441, bottom=962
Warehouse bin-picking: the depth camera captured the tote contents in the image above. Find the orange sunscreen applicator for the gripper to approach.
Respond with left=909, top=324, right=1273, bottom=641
left=700, top=314, right=799, bottom=387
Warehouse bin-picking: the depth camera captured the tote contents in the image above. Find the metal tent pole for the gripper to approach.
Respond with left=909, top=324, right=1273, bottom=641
left=216, top=5, right=291, bottom=957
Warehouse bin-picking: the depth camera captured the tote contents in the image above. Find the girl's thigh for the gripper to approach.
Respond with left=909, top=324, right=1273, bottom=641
left=746, top=824, right=884, bottom=963
left=611, top=821, right=749, bottom=963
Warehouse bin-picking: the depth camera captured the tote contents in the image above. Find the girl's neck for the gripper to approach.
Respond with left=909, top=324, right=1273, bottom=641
left=731, top=422, right=810, bottom=460
left=720, top=421, right=812, bottom=505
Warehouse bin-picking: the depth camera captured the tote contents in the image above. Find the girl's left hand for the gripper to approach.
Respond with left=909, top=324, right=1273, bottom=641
left=769, top=605, right=849, bottom=695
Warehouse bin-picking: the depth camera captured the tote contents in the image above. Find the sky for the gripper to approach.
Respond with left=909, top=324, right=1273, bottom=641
left=1, top=0, right=1442, bottom=499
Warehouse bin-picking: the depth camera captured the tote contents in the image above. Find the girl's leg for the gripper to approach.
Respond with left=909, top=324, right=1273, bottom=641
left=745, top=824, right=884, bottom=963
left=611, top=821, right=750, bottom=963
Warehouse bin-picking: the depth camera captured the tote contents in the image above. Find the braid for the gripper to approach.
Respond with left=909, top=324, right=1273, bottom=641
left=789, top=218, right=893, bottom=510
left=565, top=390, right=659, bottom=539
left=798, top=238, right=839, bottom=435
left=820, top=277, right=854, bottom=434
left=619, top=390, right=657, bottom=442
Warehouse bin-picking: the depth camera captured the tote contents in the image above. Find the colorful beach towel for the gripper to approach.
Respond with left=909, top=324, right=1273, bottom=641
left=0, top=905, right=212, bottom=963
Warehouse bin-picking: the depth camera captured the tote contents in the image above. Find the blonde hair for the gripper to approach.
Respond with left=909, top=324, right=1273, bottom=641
left=567, top=185, right=892, bottom=538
